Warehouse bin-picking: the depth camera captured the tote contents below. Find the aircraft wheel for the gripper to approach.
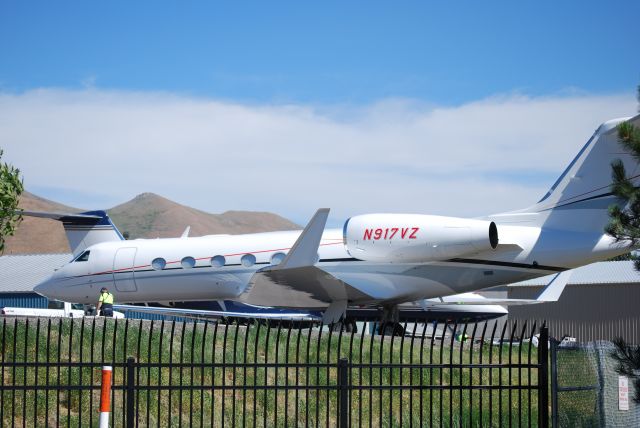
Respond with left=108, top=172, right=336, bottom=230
left=392, top=323, right=405, bottom=336
left=330, top=319, right=357, bottom=333
left=379, top=322, right=405, bottom=336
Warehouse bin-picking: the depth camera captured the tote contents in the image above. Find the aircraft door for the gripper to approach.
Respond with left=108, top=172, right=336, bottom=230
left=113, top=247, right=138, bottom=292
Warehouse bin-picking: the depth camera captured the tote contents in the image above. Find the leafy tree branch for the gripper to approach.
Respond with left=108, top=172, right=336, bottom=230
left=0, top=149, right=24, bottom=253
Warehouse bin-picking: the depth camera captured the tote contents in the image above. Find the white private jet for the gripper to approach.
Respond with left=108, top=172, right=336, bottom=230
left=31, top=115, right=639, bottom=323
left=26, top=208, right=518, bottom=324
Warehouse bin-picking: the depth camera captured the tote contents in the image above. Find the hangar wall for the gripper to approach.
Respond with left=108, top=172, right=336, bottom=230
left=508, top=283, right=640, bottom=344
left=0, top=292, right=47, bottom=309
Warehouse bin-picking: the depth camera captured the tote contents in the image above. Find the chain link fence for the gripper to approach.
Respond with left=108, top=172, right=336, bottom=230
left=552, top=340, right=640, bottom=427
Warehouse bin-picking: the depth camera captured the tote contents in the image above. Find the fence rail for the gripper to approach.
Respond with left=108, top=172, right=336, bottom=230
left=0, top=317, right=548, bottom=427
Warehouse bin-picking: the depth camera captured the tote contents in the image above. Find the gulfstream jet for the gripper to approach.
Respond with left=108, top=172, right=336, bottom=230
left=31, top=115, right=639, bottom=323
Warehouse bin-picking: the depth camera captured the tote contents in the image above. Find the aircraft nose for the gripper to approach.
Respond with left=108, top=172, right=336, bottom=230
left=33, top=276, right=56, bottom=299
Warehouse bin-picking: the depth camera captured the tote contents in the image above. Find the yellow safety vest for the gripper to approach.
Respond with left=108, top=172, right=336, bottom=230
left=98, top=292, right=114, bottom=304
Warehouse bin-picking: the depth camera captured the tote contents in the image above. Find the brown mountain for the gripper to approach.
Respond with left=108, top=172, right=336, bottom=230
left=4, top=191, right=82, bottom=254
left=4, top=192, right=300, bottom=254
left=107, top=193, right=300, bottom=239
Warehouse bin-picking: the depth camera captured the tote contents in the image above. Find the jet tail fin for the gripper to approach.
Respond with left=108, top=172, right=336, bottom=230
left=20, top=209, right=124, bottom=256
left=495, top=114, right=640, bottom=231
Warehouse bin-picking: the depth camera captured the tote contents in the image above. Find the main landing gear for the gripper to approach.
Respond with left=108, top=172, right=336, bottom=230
left=330, top=318, right=358, bottom=333
left=374, top=305, right=406, bottom=336
left=327, top=305, right=407, bottom=336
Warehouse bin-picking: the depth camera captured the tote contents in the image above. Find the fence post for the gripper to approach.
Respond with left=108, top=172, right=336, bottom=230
left=99, top=366, right=113, bottom=428
left=126, top=357, right=135, bottom=428
left=550, top=339, right=558, bottom=428
left=594, top=343, right=606, bottom=426
left=538, top=326, right=549, bottom=428
left=338, top=357, right=349, bottom=428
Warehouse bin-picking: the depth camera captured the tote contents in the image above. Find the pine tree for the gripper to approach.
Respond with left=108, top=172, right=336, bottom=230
left=607, top=85, right=640, bottom=404
left=611, top=337, right=640, bottom=404
left=605, top=85, right=640, bottom=268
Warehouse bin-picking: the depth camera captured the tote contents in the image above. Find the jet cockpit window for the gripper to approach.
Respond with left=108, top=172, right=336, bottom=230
left=74, top=251, right=90, bottom=262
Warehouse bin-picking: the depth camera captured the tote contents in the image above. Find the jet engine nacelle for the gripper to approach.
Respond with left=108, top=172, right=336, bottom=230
left=343, top=214, right=498, bottom=262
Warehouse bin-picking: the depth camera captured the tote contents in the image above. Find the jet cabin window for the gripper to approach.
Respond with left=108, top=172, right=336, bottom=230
left=74, top=251, right=90, bottom=262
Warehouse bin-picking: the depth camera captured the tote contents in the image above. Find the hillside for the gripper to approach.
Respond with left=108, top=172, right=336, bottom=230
left=3, top=192, right=81, bottom=254
left=107, top=193, right=300, bottom=238
left=4, top=192, right=300, bottom=254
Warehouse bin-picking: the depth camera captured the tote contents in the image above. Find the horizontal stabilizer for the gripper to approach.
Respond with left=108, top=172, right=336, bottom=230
left=425, top=296, right=540, bottom=306
left=427, top=270, right=571, bottom=306
left=113, top=304, right=321, bottom=321
left=19, top=210, right=102, bottom=222
left=429, top=297, right=550, bottom=306
left=20, top=209, right=124, bottom=255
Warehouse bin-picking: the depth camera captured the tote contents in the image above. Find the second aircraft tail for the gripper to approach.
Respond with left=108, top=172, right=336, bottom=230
left=21, top=209, right=124, bottom=256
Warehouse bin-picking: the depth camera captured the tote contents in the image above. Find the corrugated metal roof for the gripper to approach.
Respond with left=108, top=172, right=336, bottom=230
left=0, top=253, right=71, bottom=293
left=511, top=260, right=640, bottom=287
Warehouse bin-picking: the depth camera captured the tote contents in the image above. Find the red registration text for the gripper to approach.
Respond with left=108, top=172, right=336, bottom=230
left=362, top=227, right=419, bottom=240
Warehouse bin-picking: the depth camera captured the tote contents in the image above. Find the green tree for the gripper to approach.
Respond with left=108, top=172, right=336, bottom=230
left=611, top=337, right=640, bottom=403
left=0, top=149, right=24, bottom=253
left=606, top=85, right=640, bottom=404
left=605, top=85, right=640, bottom=268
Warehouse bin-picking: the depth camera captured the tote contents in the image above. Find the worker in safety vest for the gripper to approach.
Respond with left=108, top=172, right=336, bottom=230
left=97, top=287, right=114, bottom=317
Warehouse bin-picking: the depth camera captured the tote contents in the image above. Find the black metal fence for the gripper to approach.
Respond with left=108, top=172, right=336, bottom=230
left=0, top=317, right=548, bottom=427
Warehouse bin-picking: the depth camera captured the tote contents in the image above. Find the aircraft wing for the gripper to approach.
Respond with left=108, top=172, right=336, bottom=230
left=240, top=208, right=368, bottom=324
left=425, top=270, right=572, bottom=306
left=113, top=304, right=321, bottom=321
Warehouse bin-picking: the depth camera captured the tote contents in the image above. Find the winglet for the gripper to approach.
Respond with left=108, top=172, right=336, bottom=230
left=276, top=208, right=330, bottom=270
left=536, top=270, right=572, bottom=302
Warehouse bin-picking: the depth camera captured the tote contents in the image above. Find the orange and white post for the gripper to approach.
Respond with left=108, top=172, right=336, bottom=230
left=99, top=365, right=112, bottom=428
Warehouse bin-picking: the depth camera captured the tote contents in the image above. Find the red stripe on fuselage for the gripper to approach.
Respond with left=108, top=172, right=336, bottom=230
left=77, top=241, right=344, bottom=277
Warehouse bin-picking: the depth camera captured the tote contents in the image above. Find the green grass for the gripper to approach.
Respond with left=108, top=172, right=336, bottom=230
left=0, top=317, right=544, bottom=426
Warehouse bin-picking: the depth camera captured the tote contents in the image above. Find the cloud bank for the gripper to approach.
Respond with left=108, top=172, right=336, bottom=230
left=0, top=88, right=636, bottom=225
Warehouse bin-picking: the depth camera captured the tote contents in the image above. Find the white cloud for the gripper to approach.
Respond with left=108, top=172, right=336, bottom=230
left=0, top=88, right=636, bottom=225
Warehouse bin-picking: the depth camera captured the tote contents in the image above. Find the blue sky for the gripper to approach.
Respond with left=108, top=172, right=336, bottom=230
left=0, top=2, right=639, bottom=225
left=2, top=2, right=638, bottom=104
